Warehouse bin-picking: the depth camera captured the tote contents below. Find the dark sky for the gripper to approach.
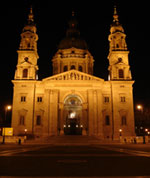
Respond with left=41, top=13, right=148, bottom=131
left=0, top=0, right=149, bottom=115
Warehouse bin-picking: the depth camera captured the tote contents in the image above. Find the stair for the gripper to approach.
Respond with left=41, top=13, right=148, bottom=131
left=26, top=135, right=103, bottom=145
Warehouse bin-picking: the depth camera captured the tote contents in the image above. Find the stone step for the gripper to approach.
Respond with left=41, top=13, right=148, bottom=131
left=26, top=135, right=103, bottom=145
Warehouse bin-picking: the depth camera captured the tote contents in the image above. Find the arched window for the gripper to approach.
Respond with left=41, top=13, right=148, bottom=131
left=36, top=115, right=41, bottom=125
left=119, top=69, right=124, bottom=79
left=64, top=65, right=68, bottom=72
left=78, top=65, right=83, bottom=72
left=23, top=69, right=28, bottom=78
left=71, top=65, right=75, bottom=70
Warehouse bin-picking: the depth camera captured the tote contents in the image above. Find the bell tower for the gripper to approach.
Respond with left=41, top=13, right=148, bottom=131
left=108, top=6, right=132, bottom=80
left=14, top=7, right=39, bottom=80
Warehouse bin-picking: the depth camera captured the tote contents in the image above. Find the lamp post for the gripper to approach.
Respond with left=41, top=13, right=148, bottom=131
left=2, top=105, right=12, bottom=144
left=119, top=129, right=122, bottom=142
left=119, top=129, right=122, bottom=136
left=136, top=104, right=144, bottom=135
left=143, top=128, right=149, bottom=144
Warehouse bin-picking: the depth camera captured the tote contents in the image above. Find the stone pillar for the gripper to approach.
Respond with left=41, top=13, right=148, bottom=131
left=88, top=89, right=94, bottom=135
left=85, top=55, right=88, bottom=73
left=58, top=60, right=60, bottom=73
left=59, top=106, right=64, bottom=135
left=43, top=89, right=50, bottom=136
left=77, top=62, right=79, bottom=71
left=97, top=90, right=103, bottom=138
left=82, top=107, right=87, bottom=135
left=49, top=90, right=58, bottom=136
left=93, top=90, right=98, bottom=135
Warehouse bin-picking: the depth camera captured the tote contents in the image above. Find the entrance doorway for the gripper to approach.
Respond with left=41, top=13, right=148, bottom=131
left=64, top=95, right=82, bottom=135
left=64, top=118, right=82, bottom=135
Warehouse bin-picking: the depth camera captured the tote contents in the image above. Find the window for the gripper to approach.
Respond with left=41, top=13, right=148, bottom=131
left=27, top=43, right=30, bottom=48
left=64, top=65, right=68, bottom=72
left=70, top=99, right=76, bottom=105
left=36, top=115, right=41, bottom=125
left=105, top=115, right=110, bottom=125
left=121, top=116, right=127, bottom=125
left=119, top=69, right=124, bottom=79
left=19, top=115, right=25, bottom=125
left=71, top=65, right=75, bottom=70
left=21, top=96, right=26, bottom=102
left=24, top=57, right=29, bottom=62
left=22, top=69, right=28, bottom=78
left=78, top=65, right=83, bottom=72
left=118, top=58, right=122, bottom=62
left=37, top=97, right=42, bottom=103
left=104, top=97, right=109, bottom=103
left=120, top=96, right=126, bottom=102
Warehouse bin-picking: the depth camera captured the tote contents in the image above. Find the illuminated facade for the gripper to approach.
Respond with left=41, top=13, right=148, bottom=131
left=11, top=7, right=135, bottom=140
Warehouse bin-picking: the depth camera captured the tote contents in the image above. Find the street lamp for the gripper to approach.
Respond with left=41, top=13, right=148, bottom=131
left=137, top=104, right=143, bottom=112
left=119, top=129, right=122, bottom=136
left=119, top=129, right=122, bottom=142
left=142, top=128, right=149, bottom=144
left=136, top=104, right=144, bottom=135
left=2, top=105, right=12, bottom=144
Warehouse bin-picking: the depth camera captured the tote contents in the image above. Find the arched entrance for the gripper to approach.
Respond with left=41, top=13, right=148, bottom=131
left=63, top=95, right=82, bottom=135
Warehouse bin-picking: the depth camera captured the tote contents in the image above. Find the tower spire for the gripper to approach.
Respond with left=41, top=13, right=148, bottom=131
left=14, top=7, right=39, bottom=80
left=28, top=6, right=34, bottom=24
left=113, top=6, right=119, bottom=24
left=107, top=6, right=131, bottom=81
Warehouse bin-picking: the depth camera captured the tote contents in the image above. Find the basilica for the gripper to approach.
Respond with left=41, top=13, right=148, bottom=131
left=11, top=7, right=135, bottom=140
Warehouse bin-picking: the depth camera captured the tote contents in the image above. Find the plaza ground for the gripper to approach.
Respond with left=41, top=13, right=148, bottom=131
left=0, top=136, right=150, bottom=177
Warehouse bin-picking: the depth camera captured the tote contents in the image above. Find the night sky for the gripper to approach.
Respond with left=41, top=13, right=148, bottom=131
left=0, top=1, right=149, bottom=116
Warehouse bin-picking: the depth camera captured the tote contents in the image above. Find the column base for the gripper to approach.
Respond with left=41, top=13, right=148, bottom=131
left=60, top=129, right=64, bottom=135
left=82, top=129, right=87, bottom=136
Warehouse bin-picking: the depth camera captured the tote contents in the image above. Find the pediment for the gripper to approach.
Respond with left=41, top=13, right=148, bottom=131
left=43, top=70, right=104, bottom=82
left=18, top=108, right=28, bottom=115
left=114, top=60, right=127, bottom=65
left=20, top=60, right=32, bottom=65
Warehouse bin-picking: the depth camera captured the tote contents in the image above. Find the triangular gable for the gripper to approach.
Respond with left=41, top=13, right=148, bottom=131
left=43, top=70, right=104, bottom=82
left=20, top=60, right=32, bottom=65
left=114, top=60, right=127, bottom=65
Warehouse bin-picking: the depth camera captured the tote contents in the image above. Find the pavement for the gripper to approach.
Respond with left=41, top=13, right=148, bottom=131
left=0, top=136, right=150, bottom=177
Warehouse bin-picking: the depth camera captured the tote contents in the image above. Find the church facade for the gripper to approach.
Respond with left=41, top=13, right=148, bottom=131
left=11, top=7, right=135, bottom=140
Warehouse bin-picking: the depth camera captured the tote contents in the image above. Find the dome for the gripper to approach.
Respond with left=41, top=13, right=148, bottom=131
left=58, top=36, right=88, bottom=50
left=58, top=13, right=88, bottom=50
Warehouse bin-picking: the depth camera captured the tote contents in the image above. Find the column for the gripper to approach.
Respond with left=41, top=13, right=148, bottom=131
left=43, top=89, right=50, bottom=136
left=49, top=90, right=58, bottom=136
left=58, top=60, right=60, bottom=73
left=93, top=90, right=98, bottom=135
left=97, top=90, right=103, bottom=138
left=88, top=89, right=94, bottom=135
left=59, top=103, right=64, bottom=135
left=82, top=107, right=87, bottom=135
